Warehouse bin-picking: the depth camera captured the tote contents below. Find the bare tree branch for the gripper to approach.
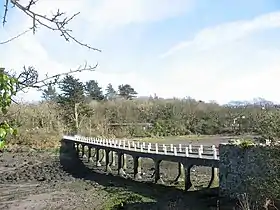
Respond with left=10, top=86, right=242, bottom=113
left=2, top=0, right=101, bottom=52
left=3, top=0, right=9, bottom=26
left=0, top=28, right=32, bottom=44
left=26, top=0, right=37, bottom=11
left=2, top=1, right=101, bottom=100
left=12, top=62, right=99, bottom=91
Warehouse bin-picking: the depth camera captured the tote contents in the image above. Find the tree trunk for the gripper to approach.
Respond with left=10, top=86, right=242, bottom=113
left=74, top=103, right=80, bottom=134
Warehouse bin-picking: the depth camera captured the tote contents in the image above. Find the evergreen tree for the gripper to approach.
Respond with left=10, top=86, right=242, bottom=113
left=41, top=84, right=57, bottom=101
left=58, top=75, right=85, bottom=104
left=84, top=80, right=104, bottom=101
left=105, top=83, right=117, bottom=100
left=118, top=84, right=137, bottom=100
left=57, top=75, right=89, bottom=133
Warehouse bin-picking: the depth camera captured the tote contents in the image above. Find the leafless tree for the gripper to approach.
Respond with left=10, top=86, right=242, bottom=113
left=1, top=0, right=101, bottom=91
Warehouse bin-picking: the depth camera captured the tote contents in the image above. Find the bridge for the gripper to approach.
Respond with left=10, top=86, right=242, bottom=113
left=62, top=135, right=220, bottom=191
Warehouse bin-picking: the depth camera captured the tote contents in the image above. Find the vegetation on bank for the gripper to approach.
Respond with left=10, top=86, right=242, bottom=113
left=0, top=73, right=279, bottom=149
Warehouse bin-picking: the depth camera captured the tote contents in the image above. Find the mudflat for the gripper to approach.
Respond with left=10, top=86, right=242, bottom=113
left=0, top=138, right=236, bottom=209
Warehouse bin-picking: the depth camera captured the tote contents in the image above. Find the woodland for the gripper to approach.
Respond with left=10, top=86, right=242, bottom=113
left=5, top=73, right=280, bottom=148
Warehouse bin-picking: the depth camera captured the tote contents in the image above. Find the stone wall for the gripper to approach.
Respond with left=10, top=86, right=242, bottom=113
left=219, top=143, right=280, bottom=201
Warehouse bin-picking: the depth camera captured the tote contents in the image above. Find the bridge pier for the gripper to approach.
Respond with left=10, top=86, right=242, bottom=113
left=123, top=154, right=127, bottom=170
left=92, top=148, right=97, bottom=158
left=207, top=167, right=219, bottom=188
left=87, top=147, right=94, bottom=162
left=133, top=156, right=142, bottom=180
left=184, top=164, right=193, bottom=190
left=174, top=163, right=185, bottom=183
left=81, top=144, right=87, bottom=159
left=95, top=148, right=102, bottom=167
left=62, top=140, right=75, bottom=154
left=154, top=159, right=164, bottom=184
left=117, top=153, right=126, bottom=177
left=105, top=149, right=112, bottom=174
left=71, top=141, right=76, bottom=152
left=111, top=151, right=116, bottom=166
left=100, top=149, right=106, bottom=164
left=76, top=143, right=80, bottom=156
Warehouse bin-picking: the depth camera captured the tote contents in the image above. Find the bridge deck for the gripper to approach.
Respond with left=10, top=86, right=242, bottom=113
left=63, top=135, right=219, bottom=167
left=62, top=135, right=220, bottom=191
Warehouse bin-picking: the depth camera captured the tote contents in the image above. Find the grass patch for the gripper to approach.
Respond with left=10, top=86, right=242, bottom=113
left=102, top=191, right=153, bottom=210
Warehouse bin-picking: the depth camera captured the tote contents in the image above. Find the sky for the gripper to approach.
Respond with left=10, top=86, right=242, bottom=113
left=1, top=0, right=280, bottom=104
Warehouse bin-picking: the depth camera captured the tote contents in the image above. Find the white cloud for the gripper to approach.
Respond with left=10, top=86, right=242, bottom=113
left=85, top=0, right=193, bottom=29
left=1, top=0, right=192, bottom=101
left=157, top=11, right=280, bottom=104
left=9, top=0, right=193, bottom=38
left=2, top=1, right=280, bottom=104
left=161, top=11, right=280, bottom=58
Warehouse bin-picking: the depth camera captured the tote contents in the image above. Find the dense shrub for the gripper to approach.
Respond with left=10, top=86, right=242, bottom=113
left=4, top=98, right=280, bottom=148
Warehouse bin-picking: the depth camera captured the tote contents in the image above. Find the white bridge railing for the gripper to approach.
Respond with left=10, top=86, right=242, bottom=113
left=63, top=135, right=219, bottom=160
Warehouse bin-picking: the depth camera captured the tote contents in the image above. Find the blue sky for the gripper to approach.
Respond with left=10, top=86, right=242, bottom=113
left=1, top=0, right=280, bottom=104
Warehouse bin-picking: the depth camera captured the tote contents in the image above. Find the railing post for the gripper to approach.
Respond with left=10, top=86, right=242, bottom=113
left=212, top=145, right=218, bottom=159
left=170, top=144, right=174, bottom=152
left=179, top=144, right=182, bottom=152
left=198, top=147, right=202, bottom=158
left=200, top=145, right=203, bottom=153
left=185, top=147, right=189, bottom=157
left=163, top=145, right=167, bottom=155
left=174, top=146, right=177, bottom=156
